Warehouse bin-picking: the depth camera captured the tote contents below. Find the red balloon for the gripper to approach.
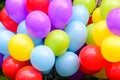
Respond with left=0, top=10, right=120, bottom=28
left=0, top=8, right=18, bottom=32
left=15, top=66, right=42, bottom=80
left=2, top=56, right=30, bottom=79
left=79, top=45, right=107, bottom=71
left=106, top=62, right=120, bottom=80
left=80, top=63, right=99, bottom=74
left=26, top=0, right=50, bottom=14
left=87, top=16, right=93, bottom=25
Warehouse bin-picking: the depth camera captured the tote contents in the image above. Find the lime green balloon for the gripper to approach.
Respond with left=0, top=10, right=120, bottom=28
left=45, top=30, right=69, bottom=56
left=73, top=0, right=96, bottom=14
left=86, top=23, right=95, bottom=45
left=100, top=0, right=120, bottom=20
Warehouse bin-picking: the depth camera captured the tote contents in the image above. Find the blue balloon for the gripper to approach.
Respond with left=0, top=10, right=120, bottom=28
left=30, top=45, right=55, bottom=72
left=17, top=20, right=43, bottom=46
left=0, top=22, right=6, bottom=32
left=42, top=69, right=51, bottom=75
left=0, top=31, right=15, bottom=54
left=0, top=53, right=4, bottom=67
left=4, top=54, right=10, bottom=60
left=65, top=21, right=87, bottom=52
left=55, top=51, right=80, bottom=77
left=70, top=5, right=89, bottom=25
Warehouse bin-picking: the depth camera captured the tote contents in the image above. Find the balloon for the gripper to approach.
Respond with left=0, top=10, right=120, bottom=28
left=55, top=51, right=80, bottom=77
left=48, top=0, right=72, bottom=29
left=2, top=56, right=30, bottom=79
left=80, top=45, right=107, bottom=71
left=0, top=53, right=4, bottom=67
left=73, top=0, right=96, bottom=14
left=106, top=62, right=120, bottom=80
left=30, top=45, right=55, bottom=72
left=100, top=0, right=120, bottom=19
left=15, top=66, right=42, bottom=80
left=26, top=11, right=51, bottom=38
left=0, top=22, right=6, bottom=32
left=65, top=21, right=87, bottom=52
left=5, top=0, right=28, bottom=23
left=3, top=54, right=10, bottom=60
left=0, top=30, right=15, bottom=54
left=1, top=8, right=18, bottom=32
left=107, top=8, right=120, bottom=36
left=17, top=20, right=43, bottom=46
left=92, top=7, right=102, bottom=23
left=45, top=30, right=69, bottom=56
left=8, top=34, right=34, bottom=61
left=86, top=23, right=95, bottom=45
left=93, top=20, right=113, bottom=46
left=101, top=36, right=120, bottom=62
left=87, top=16, right=93, bottom=24
left=26, top=0, right=50, bottom=14
left=70, top=5, right=89, bottom=25
left=93, top=67, right=107, bottom=79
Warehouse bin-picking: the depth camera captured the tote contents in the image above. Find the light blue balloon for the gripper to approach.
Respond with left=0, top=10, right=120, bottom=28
left=17, top=20, right=43, bottom=46
left=0, top=22, right=6, bottom=32
left=0, top=31, right=15, bottom=54
left=70, top=5, right=89, bottom=25
left=42, top=69, right=51, bottom=75
left=30, top=45, right=55, bottom=72
left=4, top=54, right=10, bottom=60
left=55, top=51, right=80, bottom=77
left=65, top=21, right=87, bottom=52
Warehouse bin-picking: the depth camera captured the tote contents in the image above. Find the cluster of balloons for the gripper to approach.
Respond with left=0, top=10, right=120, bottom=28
left=1, top=0, right=120, bottom=80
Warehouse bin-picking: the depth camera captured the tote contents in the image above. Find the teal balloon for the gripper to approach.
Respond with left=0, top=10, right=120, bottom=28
left=65, top=21, right=87, bottom=52
left=30, top=45, right=55, bottom=72
left=0, top=22, right=6, bottom=32
left=0, top=31, right=15, bottom=54
left=70, top=5, right=89, bottom=25
left=17, top=20, right=43, bottom=46
left=55, top=51, right=80, bottom=77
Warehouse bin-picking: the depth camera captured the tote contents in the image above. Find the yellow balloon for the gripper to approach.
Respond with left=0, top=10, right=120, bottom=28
left=93, top=67, right=107, bottom=79
left=92, top=7, right=102, bottom=23
left=93, top=20, right=113, bottom=46
left=101, top=36, right=120, bottom=62
left=8, top=34, right=34, bottom=61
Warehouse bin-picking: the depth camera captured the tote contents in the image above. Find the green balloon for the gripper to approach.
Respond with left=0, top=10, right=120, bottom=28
left=45, top=30, right=69, bottom=56
left=86, top=23, right=95, bottom=45
left=73, top=0, right=96, bottom=14
left=100, top=0, right=120, bottom=20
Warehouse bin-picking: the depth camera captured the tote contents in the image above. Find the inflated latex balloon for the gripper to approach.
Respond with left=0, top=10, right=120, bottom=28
left=73, top=0, right=96, bottom=14
left=0, top=53, right=4, bottom=67
left=92, top=7, right=102, bottom=23
left=0, top=31, right=14, bottom=54
left=100, top=0, right=120, bottom=19
left=1, top=8, right=18, bottom=32
left=8, top=34, right=34, bottom=61
left=71, top=5, right=89, bottom=25
left=17, top=20, right=43, bottom=46
left=86, top=23, right=95, bottom=45
left=26, top=0, right=49, bottom=14
left=30, top=45, right=55, bottom=72
left=2, top=56, right=30, bottom=79
left=93, top=20, right=113, bottom=46
left=48, top=0, right=72, bottom=29
left=106, top=62, right=120, bottom=80
left=65, top=21, right=87, bottom=52
left=15, top=66, right=42, bottom=80
left=80, top=45, right=107, bottom=71
left=101, top=36, right=120, bottom=62
left=5, top=0, right=28, bottom=23
left=26, top=11, right=51, bottom=38
left=45, top=30, right=69, bottom=56
left=0, top=22, right=6, bottom=32
left=55, top=51, right=79, bottom=77
left=107, top=8, right=120, bottom=36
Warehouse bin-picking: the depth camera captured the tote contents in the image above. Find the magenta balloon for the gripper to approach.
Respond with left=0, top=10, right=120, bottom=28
left=0, top=53, right=4, bottom=67
left=48, top=0, right=72, bottom=29
left=107, top=8, right=120, bottom=36
left=26, top=11, right=51, bottom=38
left=5, top=0, right=28, bottom=23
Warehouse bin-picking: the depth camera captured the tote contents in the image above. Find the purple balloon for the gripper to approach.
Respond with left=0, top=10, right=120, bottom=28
left=0, top=53, right=4, bottom=67
left=107, top=8, right=120, bottom=36
left=5, top=0, right=28, bottom=23
left=48, top=0, right=72, bottom=29
left=26, top=11, right=51, bottom=38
